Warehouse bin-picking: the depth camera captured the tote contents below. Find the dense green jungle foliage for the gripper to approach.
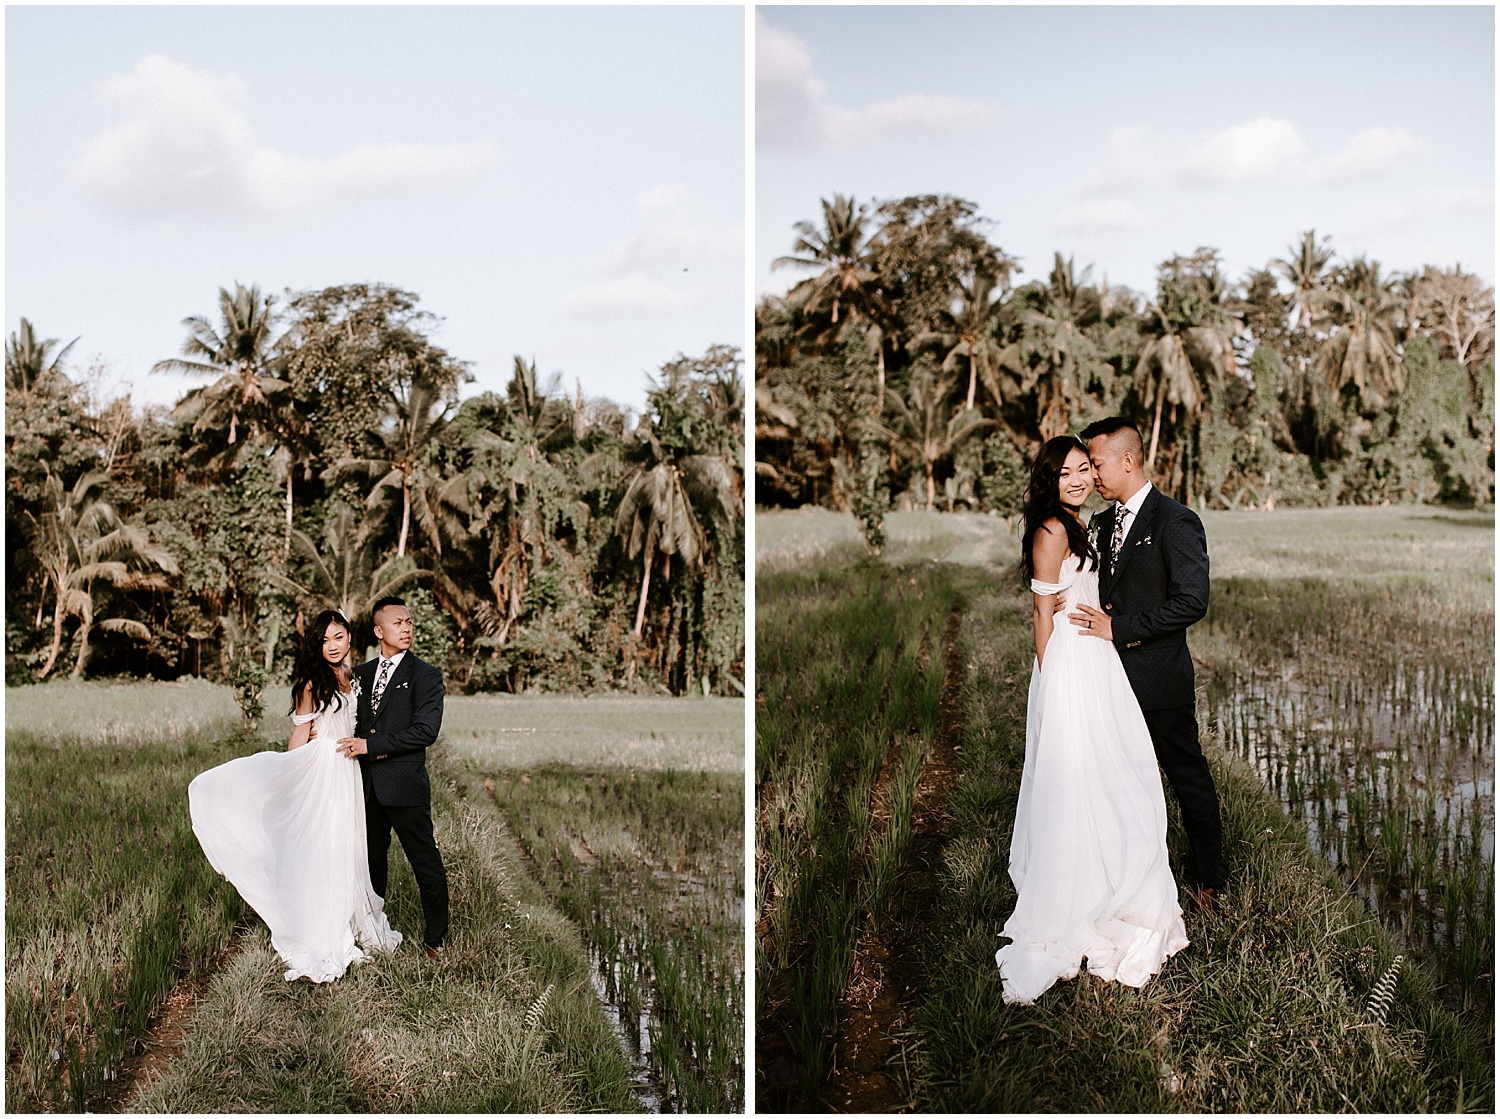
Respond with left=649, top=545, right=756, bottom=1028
left=757, top=194, right=1494, bottom=520
left=6, top=284, right=744, bottom=695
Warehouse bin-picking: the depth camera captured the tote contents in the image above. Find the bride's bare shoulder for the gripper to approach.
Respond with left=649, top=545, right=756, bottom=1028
left=1033, top=518, right=1071, bottom=554
left=292, top=680, right=317, bottom=714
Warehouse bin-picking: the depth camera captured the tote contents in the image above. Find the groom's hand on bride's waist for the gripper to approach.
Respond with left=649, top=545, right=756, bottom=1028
left=1067, top=604, right=1113, bottom=640
left=337, top=737, right=369, bottom=758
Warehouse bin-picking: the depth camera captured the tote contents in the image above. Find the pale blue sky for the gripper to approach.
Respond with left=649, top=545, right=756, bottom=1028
left=758, top=5, right=1493, bottom=301
left=8, top=5, right=744, bottom=412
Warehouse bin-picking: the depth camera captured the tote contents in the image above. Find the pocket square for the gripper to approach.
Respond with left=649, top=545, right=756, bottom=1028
left=395, top=681, right=409, bottom=689
left=1136, top=535, right=1153, bottom=546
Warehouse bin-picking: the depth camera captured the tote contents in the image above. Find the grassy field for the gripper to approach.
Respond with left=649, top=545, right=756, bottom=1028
left=755, top=504, right=1493, bottom=1112
left=414, top=695, right=745, bottom=1110
left=4, top=730, right=245, bottom=1111
left=441, top=694, right=745, bottom=774
left=481, top=764, right=744, bottom=1111
left=5, top=683, right=745, bottom=1113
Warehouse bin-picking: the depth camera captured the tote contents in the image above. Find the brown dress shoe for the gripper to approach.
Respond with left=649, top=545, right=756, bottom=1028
left=1188, top=886, right=1220, bottom=914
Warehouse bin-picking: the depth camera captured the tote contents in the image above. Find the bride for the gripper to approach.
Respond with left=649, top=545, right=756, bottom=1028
left=189, top=609, right=402, bottom=982
left=995, top=436, right=1188, bottom=1005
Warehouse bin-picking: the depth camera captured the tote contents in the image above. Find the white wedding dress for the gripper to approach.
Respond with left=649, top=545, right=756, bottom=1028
left=996, top=552, right=1188, bottom=1004
left=189, top=689, right=402, bottom=982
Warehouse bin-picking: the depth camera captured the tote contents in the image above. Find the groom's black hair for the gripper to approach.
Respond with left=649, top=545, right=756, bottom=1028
left=1080, top=416, right=1140, bottom=441
left=371, top=596, right=407, bottom=623
left=1081, top=416, right=1145, bottom=458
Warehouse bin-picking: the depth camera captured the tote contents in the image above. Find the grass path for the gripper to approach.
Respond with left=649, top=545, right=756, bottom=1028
left=127, top=750, right=639, bottom=1112
left=756, top=559, right=1492, bottom=1112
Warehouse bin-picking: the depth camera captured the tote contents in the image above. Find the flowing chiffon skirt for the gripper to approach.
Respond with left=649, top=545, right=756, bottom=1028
left=996, top=555, right=1188, bottom=1004
left=189, top=695, right=401, bottom=982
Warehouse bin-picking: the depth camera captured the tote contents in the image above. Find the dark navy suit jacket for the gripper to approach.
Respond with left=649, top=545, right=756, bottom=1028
left=1093, top=485, right=1210, bottom=711
left=354, top=652, right=444, bottom=806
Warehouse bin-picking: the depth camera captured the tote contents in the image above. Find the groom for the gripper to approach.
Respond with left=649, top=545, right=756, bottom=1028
left=1068, top=417, right=1227, bottom=911
left=337, top=596, right=449, bottom=954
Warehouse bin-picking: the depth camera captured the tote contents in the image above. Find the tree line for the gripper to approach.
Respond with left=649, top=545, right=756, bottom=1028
left=6, top=283, right=744, bottom=698
left=756, top=194, right=1494, bottom=528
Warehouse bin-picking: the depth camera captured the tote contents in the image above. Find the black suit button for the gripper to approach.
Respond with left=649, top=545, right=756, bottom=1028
left=1106, top=603, right=1113, bottom=610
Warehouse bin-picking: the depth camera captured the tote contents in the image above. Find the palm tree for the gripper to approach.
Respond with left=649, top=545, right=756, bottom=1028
left=1133, top=311, right=1241, bottom=473
left=5, top=318, right=78, bottom=401
left=1016, top=255, right=1113, bottom=439
left=504, top=356, right=573, bottom=453
left=1135, top=252, right=1242, bottom=472
left=154, top=283, right=286, bottom=454
left=23, top=470, right=177, bottom=679
left=917, top=268, right=1009, bottom=411
left=456, top=358, right=578, bottom=645
left=874, top=366, right=993, bottom=509
left=772, top=193, right=877, bottom=325
left=324, top=376, right=461, bottom=558
left=615, top=421, right=740, bottom=637
left=1314, top=257, right=1406, bottom=410
left=263, top=504, right=431, bottom=629
left=1404, top=264, right=1496, bottom=372
left=1273, top=230, right=1335, bottom=331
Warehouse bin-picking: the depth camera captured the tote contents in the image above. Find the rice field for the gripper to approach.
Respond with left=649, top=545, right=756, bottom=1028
left=481, top=765, right=744, bottom=1111
left=4, top=730, right=246, bottom=1111
left=5, top=681, right=746, bottom=1113
left=441, top=694, right=745, bottom=774
left=755, top=564, right=958, bottom=1108
left=755, top=503, right=1494, bottom=1109
left=4, top=681, right=746, bottom=775
left=1193, top=513, right=1494, bottom=1021
left=3, top=676, right=242, bottom=745
left=445, top=695, right=748, bottom=1110
left=755, top=507, right=1017, bottom=574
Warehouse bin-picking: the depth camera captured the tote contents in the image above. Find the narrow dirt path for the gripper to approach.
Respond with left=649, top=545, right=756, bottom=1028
left=822, top=603, right=965, bottom=1113
left=105, top=924, right=252, bottom=1112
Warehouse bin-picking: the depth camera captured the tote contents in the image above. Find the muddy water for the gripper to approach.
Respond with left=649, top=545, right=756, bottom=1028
left=588, top=946, right=664, bottom=1112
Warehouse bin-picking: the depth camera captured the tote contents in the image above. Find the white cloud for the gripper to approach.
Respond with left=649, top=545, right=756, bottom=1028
left=756, top=13, right=996, bottom=154
left=1343, top=185, right=1494, bottom=234
left=1081, top=117, right=1306, bottom=195
left=76, top=54, right=494, bottom=221
left=1078, top=118, right=1436, bottom=202
left=1309, top=126, right=1424, bottom=184
left=562, top=183, right=742, bottom=321
left=1053, top=197, right=1149, bottom=234
left=1178, top=117, right=1307, bottom=186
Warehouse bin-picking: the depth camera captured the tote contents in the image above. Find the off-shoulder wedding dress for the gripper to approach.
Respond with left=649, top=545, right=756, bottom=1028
left=996, top=552, right=1189, bottom=1004
left=189, top=689, right=402, bottom=982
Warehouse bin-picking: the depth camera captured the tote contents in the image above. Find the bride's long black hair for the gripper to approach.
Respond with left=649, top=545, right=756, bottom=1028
left=288, top=609, right=351, bottom=715
left=1020, top=435, right=1098, bottom=582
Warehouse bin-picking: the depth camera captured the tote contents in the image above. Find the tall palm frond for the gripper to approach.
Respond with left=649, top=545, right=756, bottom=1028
left=773, top=193, right=878, bottom=325
left=22, top=469, right=177, bottom=678
left=6, top=318, right=78, bottom=399
left=154, top=283, right=285, bottom=450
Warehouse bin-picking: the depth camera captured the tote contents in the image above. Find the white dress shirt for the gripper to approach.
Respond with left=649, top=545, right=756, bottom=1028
left=1115, top=479, right=1154, bottom=543
left=372, top=650, right=406, bottom=700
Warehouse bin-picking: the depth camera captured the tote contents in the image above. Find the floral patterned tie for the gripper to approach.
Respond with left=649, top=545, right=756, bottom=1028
left=1110, top=504, right=1128, bottom=566
left=371, top=659, right=392, bottom=713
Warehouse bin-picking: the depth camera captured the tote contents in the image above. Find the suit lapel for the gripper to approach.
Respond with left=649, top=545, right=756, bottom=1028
left=372, top=655, right=416, bottom=726
left=1108, top=486, right=1160, bottom=590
